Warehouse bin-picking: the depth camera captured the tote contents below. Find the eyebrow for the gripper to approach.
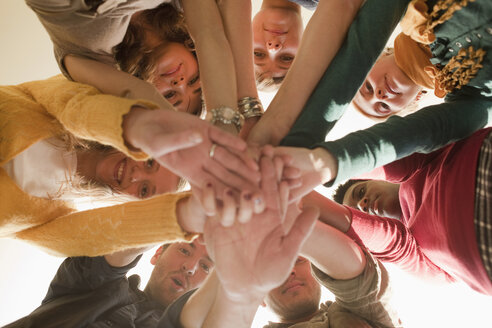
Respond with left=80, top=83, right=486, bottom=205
left=193, top=87, right=201, bottom=94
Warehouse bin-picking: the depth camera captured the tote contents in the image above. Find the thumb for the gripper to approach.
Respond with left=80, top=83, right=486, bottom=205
left=280, top=206, right=319, bottom=259
left=144, top=130, right=203, bottom=157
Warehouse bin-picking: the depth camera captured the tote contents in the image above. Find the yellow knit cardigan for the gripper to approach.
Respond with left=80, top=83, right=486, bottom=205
left=0, top=75, right=191, bottom=257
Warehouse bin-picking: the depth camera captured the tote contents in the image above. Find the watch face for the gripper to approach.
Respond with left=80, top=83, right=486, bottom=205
left=222, top=106, right=235, bottom=120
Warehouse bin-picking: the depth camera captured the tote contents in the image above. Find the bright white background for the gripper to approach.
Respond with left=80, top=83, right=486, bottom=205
left=1, top=0, right=491, bottom=326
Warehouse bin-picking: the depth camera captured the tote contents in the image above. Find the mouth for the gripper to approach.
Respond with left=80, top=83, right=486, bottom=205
left=264, top=28, right=287, bottom=36
left=384, top=75, right=400, bottom=95
left=374, top=105, right=391, bottom=116
left=114, top=158, right=127, bottom=186
left=163, top=63, right=182, bottom=76
left=170, top=275, right=187, bottom=292
left=282, top=281, right=304, bottom=294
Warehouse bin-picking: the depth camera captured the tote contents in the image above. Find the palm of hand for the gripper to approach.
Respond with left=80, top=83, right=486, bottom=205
left=204, top=205, right=292, bottom=302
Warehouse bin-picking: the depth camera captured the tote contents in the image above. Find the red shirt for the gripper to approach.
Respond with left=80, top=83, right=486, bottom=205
left=347, top=128, right=492, bottom=295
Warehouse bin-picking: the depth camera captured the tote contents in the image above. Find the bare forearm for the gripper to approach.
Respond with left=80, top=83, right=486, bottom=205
left=64, top=55, right=174, bottom=110
left=264, top=0, right=363, bottom=141
left=202, top=286, right=260, bottom=328
left=302, top=191, right=351, bottom=232
left=182, top=0, right=237, bottom=110
left=301, top=220, right=365, bottom=280
left=217, top=0, right=258, bottom=100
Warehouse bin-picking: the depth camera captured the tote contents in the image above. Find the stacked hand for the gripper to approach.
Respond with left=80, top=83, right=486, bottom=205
left=123, top=106, right=262, bottom=197
left=202, top=155, right=319, bottom=303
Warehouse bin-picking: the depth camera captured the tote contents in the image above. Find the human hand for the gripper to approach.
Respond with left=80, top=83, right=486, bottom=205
left=123, top=107, right=262, bottom=195
left=203, top=156, right=319, bottom=302
left=270, top=146, right=337, bottom=202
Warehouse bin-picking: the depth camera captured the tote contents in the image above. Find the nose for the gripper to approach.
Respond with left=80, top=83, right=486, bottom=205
left=376, top=87, right=388, bottom=100
left=171, top=75, right=185, bottom=86
left=357, top=197, right=369, bottom=213
left=267, top=40, right=282, bottom=53
left=182, top=261, right=198, bottom=276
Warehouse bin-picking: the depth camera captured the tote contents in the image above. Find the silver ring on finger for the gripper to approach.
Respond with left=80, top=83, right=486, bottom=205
left=209, top=143, right=217, bottom=158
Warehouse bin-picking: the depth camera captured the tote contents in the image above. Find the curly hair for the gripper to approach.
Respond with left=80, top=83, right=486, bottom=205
left=332, top=179, right=368, bottom=205
left=113, top=3, right=194, bottom=81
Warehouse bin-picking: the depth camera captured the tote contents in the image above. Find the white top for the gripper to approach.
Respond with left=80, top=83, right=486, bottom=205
left=2, top=138, right=77, bottom=199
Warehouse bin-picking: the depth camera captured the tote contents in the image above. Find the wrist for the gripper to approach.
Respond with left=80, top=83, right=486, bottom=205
left=176, top=195, right=202, bottom=234
left=311, top=147, right=338, bottom=184
left=206, top=106, right=244, bottom=134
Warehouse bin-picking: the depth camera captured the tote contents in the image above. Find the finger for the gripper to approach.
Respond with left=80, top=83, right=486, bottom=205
left=259, top=156, right=280, bottom=209
left=237, top=191, right=254, bottom=224
left=273, top=156, right=284, bottom=183
left=220, top=189, right=237, bottom=227
left=252, top=192, right=266, bottom=214
left=200, top=182, right=217, bottom=216
left=261, top=144, right=274, bottom=158
left=283, top=166, right=301, bottom=180
left=146, top=130, right=204, bottom=157
left=212, top=145, right=261, bottom=184
left=209, top=125, right=247, bottom=151
left=224, top=146, right=260, bottom=172
left=280, top=206, right=319, bottom=257
left=279, top=181, right=290, bottom=222
left=286, top=177, right=302, bottom=189
left=204, top=161, right=259, bottom=194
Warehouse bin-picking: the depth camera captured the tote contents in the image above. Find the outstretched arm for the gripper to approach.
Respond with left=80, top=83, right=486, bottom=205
left=216, top=0, right=263, bottom=139
left=248, top=0, right=365, bottom=146
left=64, top=55, right=176, bottom=111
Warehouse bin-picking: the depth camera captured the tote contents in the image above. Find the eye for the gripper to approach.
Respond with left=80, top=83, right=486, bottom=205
left=188, top=74, right=200, bottom=85
left=164, top=91, right=176, bottom=99
left=280, top=55, right=294, bottom=62
left=139, top=182, right=149, bottom=198
left=179, top=247, right=191, bottom=256
left=200, top=262, right=210, bottom=274
left=254, top=51, right=266, bottom=59
left=358, top=186, right=366, bottom=200
left=365, top=81, right=373, bottom=93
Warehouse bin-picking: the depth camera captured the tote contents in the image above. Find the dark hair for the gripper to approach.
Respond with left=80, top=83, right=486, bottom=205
left=332, top=179, right=368, bottom=204
left=113, top=3, right=194, bottom=81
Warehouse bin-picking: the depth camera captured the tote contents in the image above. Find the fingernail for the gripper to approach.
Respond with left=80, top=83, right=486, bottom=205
left=189, top=132, right=203, bottom=143
left=254, top=197, right=263, bottom=206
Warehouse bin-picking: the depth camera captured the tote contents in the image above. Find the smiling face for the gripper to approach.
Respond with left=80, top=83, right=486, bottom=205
left=252, top=7, right=303, bottom=82
left=150, top=42, right=202, bottom=115
left=353, top=53, right=421, bottom=118
left=343, top=180, right=402, bottom=219
left=265, top=257, right=321, bottom=322
left=94, top=151, right=180, bottom=199
left=146, top=240, right=213, bottom=307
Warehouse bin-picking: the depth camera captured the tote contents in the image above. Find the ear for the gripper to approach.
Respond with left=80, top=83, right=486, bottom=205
left=150, top=245, right=164, bottom=266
